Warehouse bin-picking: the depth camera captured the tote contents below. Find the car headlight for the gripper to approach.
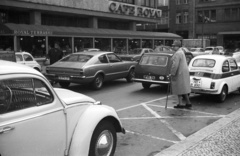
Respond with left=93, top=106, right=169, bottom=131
left=159, top=76, right=164, bottom=80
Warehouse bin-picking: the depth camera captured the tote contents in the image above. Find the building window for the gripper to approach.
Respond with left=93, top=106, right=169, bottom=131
left=176, top=0, right=181, bottom=5
left=183, top=12, right=189, bottom=23
left=183, top=0, right=188, bottom=4
left=157, top=0, right=169, bottom=6
left=112, top=0, right=134, bottom=4
left=197, top=10, right=216, bottom=23
left=199, top=0, right=216, bottom=2
left=224, top=8, right=240, bottom=21
left=141, top=0, right=156, bottom=8
left=176, top=13, right=182, bottom=24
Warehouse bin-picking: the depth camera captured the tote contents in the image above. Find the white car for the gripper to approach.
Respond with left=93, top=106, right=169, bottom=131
left=205, top=47, right=220, bottom=55
left=229, top=51, right=240, bottom=67
left=189, top=55, right=240, bottom=102
left=15, top=51, right=42, bottom=71
left=0, top=60, right=125, bottom=156
left=190, top=47, right=206, bottom=57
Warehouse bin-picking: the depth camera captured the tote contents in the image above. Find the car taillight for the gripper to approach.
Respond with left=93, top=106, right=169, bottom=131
left=210, top=82, right=215, bottom=89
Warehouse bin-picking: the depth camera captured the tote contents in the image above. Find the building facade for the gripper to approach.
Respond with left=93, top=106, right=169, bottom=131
left=0, top=0, right=181, bottom=58
left=168, top=0, right=240, bottom=49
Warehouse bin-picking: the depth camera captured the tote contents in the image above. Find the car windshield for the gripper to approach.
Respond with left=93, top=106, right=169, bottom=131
left=140, top=55, right=168, bottom=66
left=192, top=59, right=215, bottom=68
left=61, top=54, right=93, bottom=62
left=129, top=49, right=142, bottom=55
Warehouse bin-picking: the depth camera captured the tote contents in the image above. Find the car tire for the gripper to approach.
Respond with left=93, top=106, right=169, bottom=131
left=89, top=120, right=117, bottom=156
left=92, top=74, right=104, bottom=90
left=59, top=82, right=70, bottom=88
left=126, top=69, right=134, bottom=82
left=142, top=83, right=151, bottom=89
left=217, top=85, right=227, bottom=103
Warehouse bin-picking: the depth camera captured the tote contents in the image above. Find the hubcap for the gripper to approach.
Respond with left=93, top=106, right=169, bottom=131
left=95, top=130, right=113, bottom=156
left=96, top=77, right=102, bottom=87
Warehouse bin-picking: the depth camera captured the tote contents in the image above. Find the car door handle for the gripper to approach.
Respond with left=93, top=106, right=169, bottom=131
left=0, top=126, right=15, bottom=134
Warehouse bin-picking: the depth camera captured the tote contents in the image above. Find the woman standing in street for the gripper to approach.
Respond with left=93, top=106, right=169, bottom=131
left=170, top=40, right=192, bottom=109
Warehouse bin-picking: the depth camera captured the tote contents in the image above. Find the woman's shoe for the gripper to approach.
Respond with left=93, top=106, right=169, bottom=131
left=174, top=104, right=186, bottom=109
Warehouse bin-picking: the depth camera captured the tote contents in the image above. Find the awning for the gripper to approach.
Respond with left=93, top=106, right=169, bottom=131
left=0, top=23, right=182, bottom=39
left=218, top=31, right=240, bottom=35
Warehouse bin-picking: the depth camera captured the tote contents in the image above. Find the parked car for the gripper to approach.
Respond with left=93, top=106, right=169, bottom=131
left=189, top=47, right=206, bottom=57
left=216, top=46, right=225, bottom=55
left=15, top=51, right=42, bottom=71
left=205, top=47, right=220, bottom=55
left=154, top=46, right=193, bottom=65
left=0, top=60, right=125, bottom=156
left=133, top=51, right=173, bottom=89
left=189, top=55, right=240, bottom=102
left=45, top=51, right=136, bottom=89
left=225, top=51, right=240, bottom=67
left=118, top=48, right=154, bottom=61
left=83, top=48, right=100, bottom=52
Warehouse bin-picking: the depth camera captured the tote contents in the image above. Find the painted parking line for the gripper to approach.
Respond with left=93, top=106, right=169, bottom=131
left=116, top=95, right=225, bottom=144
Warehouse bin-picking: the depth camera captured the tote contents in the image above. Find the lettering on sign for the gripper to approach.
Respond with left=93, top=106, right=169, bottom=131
left=13, top=30, right=53, bottom=35
left=109, top=2, right=162, bottom=19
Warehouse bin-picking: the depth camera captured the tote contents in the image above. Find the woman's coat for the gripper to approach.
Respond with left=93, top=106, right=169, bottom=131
left=170, top=48, right=191, bottom=95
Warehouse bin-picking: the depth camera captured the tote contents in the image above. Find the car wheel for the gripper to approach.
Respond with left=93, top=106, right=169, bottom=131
left=217, top=85, right=227, bottom=103
left=89, top=120, right=117, bottom=156
left=126, top=69, right=134, bottom=82
left=142, top=83, right=151, bottom=89
left=92, top=74, right=104, bottom=90
left=59, top=82, right=70, bottom=88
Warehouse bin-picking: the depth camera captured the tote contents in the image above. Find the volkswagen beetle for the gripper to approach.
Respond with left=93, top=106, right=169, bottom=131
left=0, top=60, right=125, bottom=156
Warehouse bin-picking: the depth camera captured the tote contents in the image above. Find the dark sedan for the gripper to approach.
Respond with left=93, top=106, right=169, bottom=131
left=45, top=51, right=136, bottom=89
left=133, top=52, right=173, bottom=89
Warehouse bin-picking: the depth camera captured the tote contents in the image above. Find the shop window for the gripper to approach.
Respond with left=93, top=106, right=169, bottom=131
left=0, top=36, right=14, bottom=51
left=128, top=39, right=141, bottom=52
left=113, top=38, right=127, bottom=54
left=0, top=78, right=53, bottom=114
left=74, top=38, right=93, bottom=52
left=95, top=38, right=111, bottom=51
left=165, top=40, right=173, bottom=46
left=142, top=39, right=153, bottom=48
left=154, top=39, right=164, bottom=47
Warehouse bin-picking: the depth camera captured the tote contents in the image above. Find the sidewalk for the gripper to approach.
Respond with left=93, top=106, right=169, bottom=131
left=155, top=107, right=240, bottom=156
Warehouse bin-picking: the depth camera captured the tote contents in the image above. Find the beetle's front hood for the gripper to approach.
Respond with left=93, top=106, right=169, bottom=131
left=53, top=88, right=95, bottom=105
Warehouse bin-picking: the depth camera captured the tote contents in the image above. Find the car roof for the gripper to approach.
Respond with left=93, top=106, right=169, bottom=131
left=15, top=51, right=31, bottom=55
left=143, top=51, right=174, bottom=56
left=192, top=54, right=228, bottom=61
left=73, top=51, right=113, bottom=56
left=0, top=60, right=41, bottom=75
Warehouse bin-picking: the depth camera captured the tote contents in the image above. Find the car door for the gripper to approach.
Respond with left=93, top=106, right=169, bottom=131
left=0, top=77, right=66, bottom=156
left=228, top=58, right=240, bottom=92
left=96, top=54, right=113, bottom=81
left=106, top=53, right=128, bottom=79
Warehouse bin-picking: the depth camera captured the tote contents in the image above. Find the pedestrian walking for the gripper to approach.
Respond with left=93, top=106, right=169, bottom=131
left=170, top=40, right=192, bottom=109
left=48, top=42, right=63, bottom=65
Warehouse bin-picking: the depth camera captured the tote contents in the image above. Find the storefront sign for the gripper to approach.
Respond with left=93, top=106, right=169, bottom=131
left=13, top=30, right=53, bottom=36
left=109, top=2, right=162, bottom=19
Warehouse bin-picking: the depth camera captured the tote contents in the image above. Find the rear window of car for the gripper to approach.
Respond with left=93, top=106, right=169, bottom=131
left=140, top=55, right=168, bottom=66
left=192, top=59, right=215, bottom=68
left=61, top=54, right=93, bottom=62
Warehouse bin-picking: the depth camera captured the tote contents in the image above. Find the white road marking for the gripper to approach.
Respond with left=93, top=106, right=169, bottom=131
left=126, top=130, right=179, bottom=144
left=142, top=103, right=186, bottom=141
left=120, top=115, right=224, bottom=120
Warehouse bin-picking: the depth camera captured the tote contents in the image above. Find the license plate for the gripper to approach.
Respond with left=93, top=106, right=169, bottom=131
left=191, top=80, right=201, bottom=88
left=58, top=76, right=70, bottom=80
left=144, top=75, right=155, bottom=80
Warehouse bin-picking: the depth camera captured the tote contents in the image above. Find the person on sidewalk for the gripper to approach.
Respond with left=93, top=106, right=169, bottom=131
left=170, top=40, right=192, bottom=109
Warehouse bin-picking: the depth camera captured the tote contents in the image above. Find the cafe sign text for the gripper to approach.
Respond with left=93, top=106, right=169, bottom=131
left=109, top=2, right=162, bottom=19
